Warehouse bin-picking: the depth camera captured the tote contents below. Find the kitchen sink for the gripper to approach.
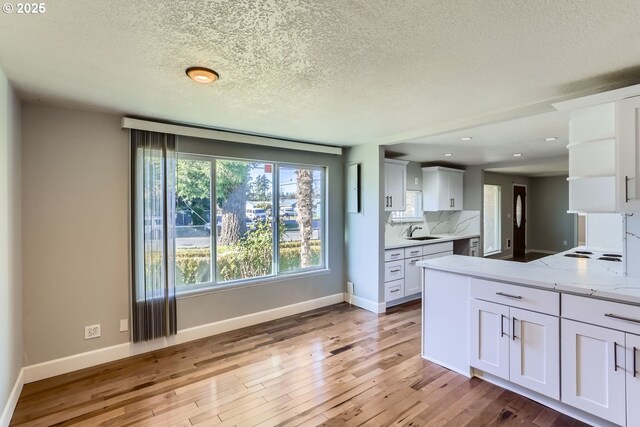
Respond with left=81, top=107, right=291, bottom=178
left=406, top=236, right=440, bottom=241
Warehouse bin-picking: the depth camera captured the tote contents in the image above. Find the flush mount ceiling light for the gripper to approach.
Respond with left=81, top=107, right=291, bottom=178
left=461, top=137, right=473, bottom=141
left=444, top=153, right=453, bottom=157
left=545, top=137, right=558, bottom=141
left=185, top=67, right=219, bottom=84
left=513, top=153, right=523, bottom=157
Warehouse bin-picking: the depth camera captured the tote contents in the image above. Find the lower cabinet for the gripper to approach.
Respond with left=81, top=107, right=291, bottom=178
left=627, top=333, right=640, bottom=427
left=404, top=256, right=422, bottom=295
left=470, top=299, right=559, bottom=400
left=561, top=319, right=626, bottom=426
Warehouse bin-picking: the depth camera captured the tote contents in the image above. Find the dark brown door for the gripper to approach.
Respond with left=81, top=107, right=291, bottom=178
left=513, top=185, right=526, bottom=260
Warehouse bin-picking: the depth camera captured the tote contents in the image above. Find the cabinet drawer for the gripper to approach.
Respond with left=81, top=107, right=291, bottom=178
left=385, top=279, right=404, bottom=301
left=423, top=241, right=454, bottom=256
left=404, top=246, right=423, bottom=258
left=470, top=278, right=559, bottom=316
left=385, top=248, right=404, bottom=262
left=384, top=260, right=404, bottom=282
left=562, top=294, right=640, bottom=335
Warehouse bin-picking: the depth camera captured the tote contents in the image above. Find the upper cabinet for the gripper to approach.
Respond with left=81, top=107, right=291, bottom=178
left=422, top=167, right=464, bottom=211
left=566, top=103, right=617, bottom=213
left=617, top=96, right=640, bottom=213
left=384, top=159, right=408, bottom=211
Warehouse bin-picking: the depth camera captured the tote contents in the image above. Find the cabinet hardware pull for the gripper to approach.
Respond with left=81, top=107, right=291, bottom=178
left=626, top=176, right=631, bottom=203
left=614, top=342, right=620, bottom=372
left=512, top=317, right=517, bottom=341
left=500, top=314, right=506, bottom=337
left=390, top=289, right=400, bottom=293
left=496, top=292, right=522, bottom=300
left=390, top=196, right=393, bottom=207
left=390, top=254, right=400, bottom=258
left=604, top=313, right=640, bottom=324
left=634, top=347, right=638, bottom=378
left=390, top=269, right=401, bottom=273
left=411, top=251, right=420, bottom=255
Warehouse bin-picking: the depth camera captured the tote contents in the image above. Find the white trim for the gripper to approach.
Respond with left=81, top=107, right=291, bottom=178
left=343, top=292, right=386, bottom=313
left=122, top=117, right=342, bottom=155
left=422, top=355, right=472, bottom=378
left=386, top=293, right=421, bottom=308
left=0, top=369, right=24, bottom=427
left=23, top=293, right=344, bottom=383
left=475, top=370, right=619, bottom=427
left=384, top=159, right=409, bottom=166
left=552, top=83, right=640, bottom=111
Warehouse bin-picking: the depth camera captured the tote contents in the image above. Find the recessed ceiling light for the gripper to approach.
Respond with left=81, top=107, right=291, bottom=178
left=461, top=137, right=473, bottom=141
left=186, top=67, right=219, bottom=84
left=513, top=153, right=522, bottom=157
left=545, top=137, right=558, bottom=142
left=444, top=153, right=453, bottom=157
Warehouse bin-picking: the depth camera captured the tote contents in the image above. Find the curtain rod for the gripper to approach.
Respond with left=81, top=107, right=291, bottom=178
left=122, top=117, right=343, bottom=156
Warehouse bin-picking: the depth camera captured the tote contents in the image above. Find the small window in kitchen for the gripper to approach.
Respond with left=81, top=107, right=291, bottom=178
left=390, top=190, right=423, bottom=222
left=483, top=185, right=501, bottom=256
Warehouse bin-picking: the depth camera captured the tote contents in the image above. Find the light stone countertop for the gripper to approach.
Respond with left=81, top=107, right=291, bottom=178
left=417, top=253, right=640, bottom=306
left=385, top=233, right=480, bottom=250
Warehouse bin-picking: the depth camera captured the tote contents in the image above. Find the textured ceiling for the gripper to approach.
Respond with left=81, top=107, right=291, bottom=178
left=1, top=1, right=640, bottom=146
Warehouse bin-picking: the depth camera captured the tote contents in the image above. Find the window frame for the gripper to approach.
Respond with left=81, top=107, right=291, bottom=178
left=483, top=184, right=502, bottom=256
left=174, top=153, right=329, bottom=295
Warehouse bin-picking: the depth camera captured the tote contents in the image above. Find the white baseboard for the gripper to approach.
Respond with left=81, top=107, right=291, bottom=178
left=0, top=368, right=24, bottom=427
left=343, top=292, right=385, bottom=313
left=23, top=293, right=344, bottom=384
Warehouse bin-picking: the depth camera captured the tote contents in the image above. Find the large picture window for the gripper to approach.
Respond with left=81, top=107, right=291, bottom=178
left=175, top=155, right=326, bottom=291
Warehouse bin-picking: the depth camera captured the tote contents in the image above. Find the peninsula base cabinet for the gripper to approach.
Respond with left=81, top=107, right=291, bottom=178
left=470, top=299, right=559, bottom=400
left=627, top=333, right=640, bottom=427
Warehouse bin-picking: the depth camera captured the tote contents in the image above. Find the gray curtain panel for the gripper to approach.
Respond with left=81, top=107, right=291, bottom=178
left=131, top=129, right=177, bottom=342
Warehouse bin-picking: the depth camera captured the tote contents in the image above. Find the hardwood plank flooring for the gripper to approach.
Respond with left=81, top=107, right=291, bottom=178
left=10, top=301, right=587, bottom=427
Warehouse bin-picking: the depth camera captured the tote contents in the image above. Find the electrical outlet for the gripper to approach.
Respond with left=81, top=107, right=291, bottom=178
left=563, top=240, right=568, bottom=246
left=347, top=281, right=354, bottom=295
left=119, top=319, right=129, bottom=332
left=414, top=177, right=419, bottom=185
left=84, top=324, right=101, bottom=340
left=506, top=238, right=511, bottom=249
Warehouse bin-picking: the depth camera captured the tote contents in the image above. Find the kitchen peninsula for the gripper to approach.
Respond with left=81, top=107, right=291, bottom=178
left=418, top=249, right=640, bottom=427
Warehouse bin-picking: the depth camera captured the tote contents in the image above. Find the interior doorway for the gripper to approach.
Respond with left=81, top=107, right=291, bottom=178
left=513, top=184, right=527, bottom=260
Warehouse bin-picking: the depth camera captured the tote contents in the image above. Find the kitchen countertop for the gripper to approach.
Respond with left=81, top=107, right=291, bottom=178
left=417, top=251, right=640, bottom=306
left=385, top=233, right=480, bottom=250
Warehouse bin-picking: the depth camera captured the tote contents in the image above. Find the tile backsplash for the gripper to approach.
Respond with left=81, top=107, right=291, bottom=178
left=385, top=210, right=480, bottom=241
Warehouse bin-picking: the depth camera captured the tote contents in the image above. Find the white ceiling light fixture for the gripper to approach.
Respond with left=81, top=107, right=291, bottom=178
left=444, top=153, right=453, bottom=157
left=186, top=67, right=219, bottom=84
left=545, top=137, right=558, bottom=141
left=513, top=153, right=523, bottom=157
left=461, top=137, right=473, bottom=141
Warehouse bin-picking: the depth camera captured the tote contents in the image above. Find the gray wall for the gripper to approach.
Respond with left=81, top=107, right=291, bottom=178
left=21, top=103, right=345, bottom=364
left=528, top=176, right=575, bottom=253
left=22, top=103, right=130, bottom=364
left=345, top=145, right=384, bottom=304
left=483, top=172, right=530, bottom=259
left=0, top=70, right=23, bottom=410
left=463, top=165, right=483, bottom=211
left=405, top=161, right=422, bottom=191
left=176, top=138, right=344, bottom=330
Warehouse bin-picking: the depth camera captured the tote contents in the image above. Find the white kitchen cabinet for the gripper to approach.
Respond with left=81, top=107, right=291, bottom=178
left=404, top=256, right=422, bottom=296
left=617, top=95, right=640, bottom=212
left=470, top=299, right=510, bottom=380
left=384, top=159, right=408, bottom=211
left=627, top=333, right=640, bottom=427
left=509, top=307, right=559, bottom=400
left=561, top=319, right=626, bottom=426
left=422, top=167, right=464, bottom=211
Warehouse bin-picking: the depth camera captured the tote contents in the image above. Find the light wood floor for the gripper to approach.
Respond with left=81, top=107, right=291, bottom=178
left=11, top=301, right=587, bottom=427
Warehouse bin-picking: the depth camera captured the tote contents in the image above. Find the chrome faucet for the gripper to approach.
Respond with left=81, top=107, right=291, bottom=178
left=407, top=225, right=422, bottom=237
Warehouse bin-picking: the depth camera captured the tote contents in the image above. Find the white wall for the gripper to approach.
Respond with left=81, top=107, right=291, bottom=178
left=345, top=145, right=384, bottom=307
left=0, top=70, right=23, bottom=418
left=586, top=213, right=623, bottom=252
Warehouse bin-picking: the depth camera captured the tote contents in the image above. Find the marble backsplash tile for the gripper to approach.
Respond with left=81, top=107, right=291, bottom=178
left=625, top=213, right=640, bottom=278
left=385, top=210, right=480, bottom=240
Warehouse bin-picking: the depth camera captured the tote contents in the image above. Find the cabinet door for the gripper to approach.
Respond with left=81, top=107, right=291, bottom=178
left=384, top=260, right=404, bottom=282
left=509, top=308, right=559, bottom=400
left=385, top=162, right=406, bottom=211
left=617, top=95, right=640, bottom=212
left=404, top=256, right=421, bottom=296
left=561, top=319, right=626, bottom=425
left=627, top=333, right=640, bottom=427
left=437, top=172, right=451, bottom=211
left=470, top=299, right=510, bottom=380
left=448, top=171, right=464, bottom=211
